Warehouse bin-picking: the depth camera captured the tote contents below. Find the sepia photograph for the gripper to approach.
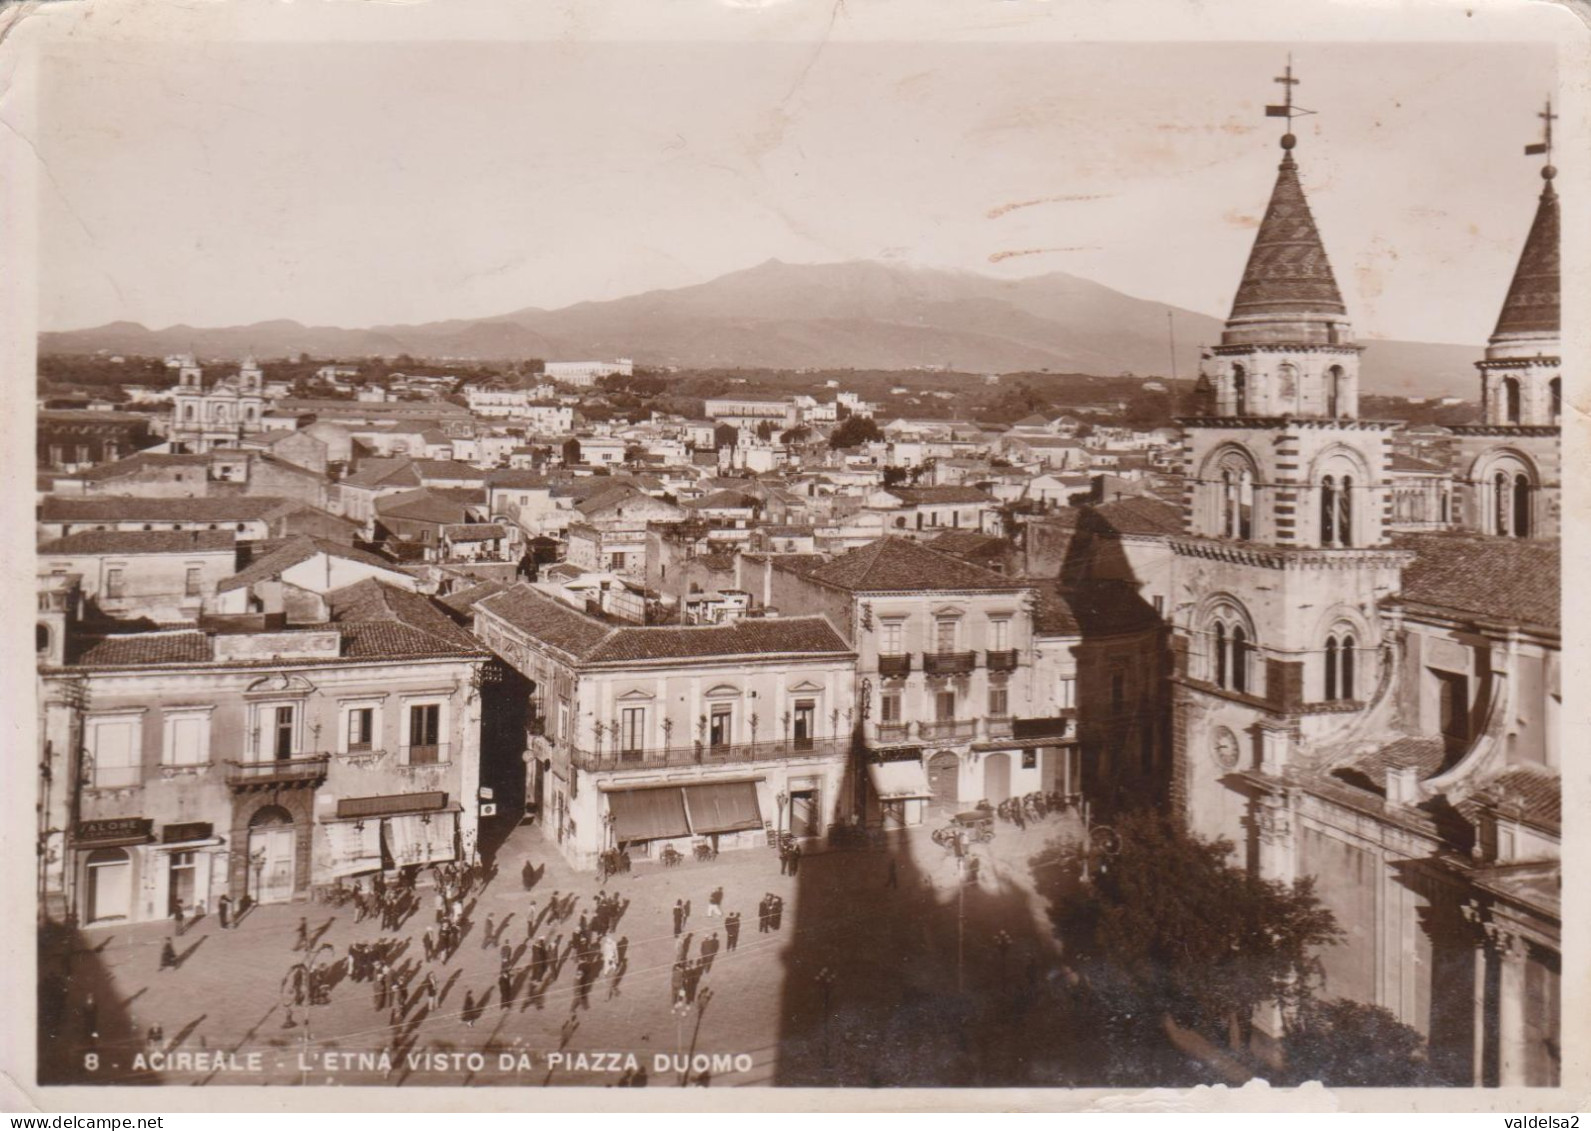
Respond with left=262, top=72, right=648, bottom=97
left=3, top=0, right=1584, bottom=1114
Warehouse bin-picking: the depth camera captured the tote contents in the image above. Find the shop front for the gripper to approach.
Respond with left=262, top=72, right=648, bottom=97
left=325, top=791, right=460, bottom=881
left=601, top=778, right=767, bottom=861
left=73, top=817, right=154, bottom=926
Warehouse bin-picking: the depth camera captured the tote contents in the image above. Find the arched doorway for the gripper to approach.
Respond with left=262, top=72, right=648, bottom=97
left=983, top=752, right=1013, bottom=805
left=85, top=847, right=132, bottom=924
left=926, top=750, right=960, bottom=813
left=247, top=805, right=297, bottom=904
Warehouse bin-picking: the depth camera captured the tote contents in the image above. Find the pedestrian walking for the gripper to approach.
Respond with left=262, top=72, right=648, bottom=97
left=770, top=894, right=784, bottom=930
left=701, top=932, right=720, bottom=974
left=527, top=900, right=539, bottom=935
left=295, top=917, right=309, bottom=951
left=146, top=1023, right=165, bottom=1052
left=462, top=989, right=477, bottom=1027
left=217, top=893, right=232, bottom=929
left=682, top=899, right=691, bottom=929
left=172, top=902, right=186, bottom=937
left=789, top=845, right=802, bottom=876
left=725, top=912, right=740, bottom=951
left=757, top=896, right=770, bottom=934
left=708, top=886, right=724, bottom=918
left=499, top=970, right=513, bottom=1009
left=672, top=899, right=684, bottom=937
left=422, top=927, right=435, bottom=962
left=482, top=913, right=496, bottom=949
left=159, top=936, right=178, bottom=971
left=423, top=971, right=439, bottom=1013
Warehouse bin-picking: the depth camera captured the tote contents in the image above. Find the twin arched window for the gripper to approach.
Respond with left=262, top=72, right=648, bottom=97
left=1210, top=614, right=1253, bottom=694
left=1323, top=632, right=1357, bottom=701
left=1320, top=474, right=1354, bottom=546
left=1493, top=471, right=1532, bottom=538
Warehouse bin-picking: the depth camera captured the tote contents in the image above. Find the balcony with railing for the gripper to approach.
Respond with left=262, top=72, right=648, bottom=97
left=923, top=650, right=976, bottom=676
left=985, top=716, right=1014, bottom=739
left=984, top=649, right=1019, bottom=672
left=877, top=653, right=912, bottom=677
left=919, top=718, right=978, bottom=741
left=873, top=721, right=915, bottom=745
left=570, top=735, right=849, bottom=772
left=226, top=754, right=331, bottom=788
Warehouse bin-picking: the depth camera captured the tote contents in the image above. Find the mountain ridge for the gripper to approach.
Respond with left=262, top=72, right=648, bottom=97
left=40, top=260, right=1482, bottom=398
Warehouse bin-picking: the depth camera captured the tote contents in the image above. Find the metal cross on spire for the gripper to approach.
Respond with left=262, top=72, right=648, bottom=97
left=1525, top=97, right=1556, bottom=163
left=1264, top=54, right=1316, bottom=149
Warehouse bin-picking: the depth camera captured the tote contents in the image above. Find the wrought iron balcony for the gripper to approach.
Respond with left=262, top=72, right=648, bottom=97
left=571, top=735, right=849, bottom=772
left=873, top=722, right=915, bottom=744
left=226, top=754, right=330, bottom=788
left=923, top=650, right=976, bottom=676
left=877, top=653, right=912, bottom=677
left=985, top=649, right=1019, bottom=672
left=919, top=719, right=978, bottom=741
left=985, top=716, right=1014, bottom=739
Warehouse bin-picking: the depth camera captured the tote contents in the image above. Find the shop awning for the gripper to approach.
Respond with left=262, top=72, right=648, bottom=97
left=683, top=782, right=763, bottom=835
left=606, top=787, right=691, bottom=844
left=868, top=760, right=933, bottom=801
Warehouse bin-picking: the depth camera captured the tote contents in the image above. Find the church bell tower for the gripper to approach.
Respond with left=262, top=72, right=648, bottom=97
left=1171, top=62, right=1412, bottom=862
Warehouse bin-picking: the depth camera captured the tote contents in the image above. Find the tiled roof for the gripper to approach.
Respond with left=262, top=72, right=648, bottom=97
left=575, top=484, right=644, bottom=515
left=689, top=490, right=760, bottom=510
left=443, top=523, right=507, bottom=540
left=376, top=487, right=483, bottom=525
left=326, top=578, right=485, bottom=655
left=40, top=496, right=294, bottom=523
left=38, top=529, right=236, bottom=556
left=798, top=537, right=1024, bottom=593
left=477, top=583, right=849, bottom=664
left=415, top=460, right=485, bottom=481
left=1492, top=178, right=1559, bottom=340
left=1475, top=765, right=1560, bottom=831
left=74, top=453, right=208, bottom=482
left=70, top=631, right=213, bottom=667
left=1089, top=496, right=1184, bottom=537
left=439, top=579, right=513, bottom=615
left=926, top=530, right=1007, bottom=558
left=476, top=584, right=617, bottom=658
left=1228, top=148, right=1346, bottom=322
left=1390, top=533, right=1559, bottom=630
left=485, top=470, right=551, bottom=489
left=218, top=536, right=400, bottom=593
left=886, top=487, right=997, bottom=505
left=340, top=458, right=421, bottom=490
left=1343, top=736, right=1447, bottom=791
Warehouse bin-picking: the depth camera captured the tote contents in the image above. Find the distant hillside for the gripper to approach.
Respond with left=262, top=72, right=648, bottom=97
left=40, top=260, right=1482, bottom=398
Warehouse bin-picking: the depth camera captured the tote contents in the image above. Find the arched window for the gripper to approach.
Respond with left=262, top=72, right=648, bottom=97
left=1231, top=626, right=1250, bottom=694
left=1513, top=474, right=1531, bottom=538
left=1494, top=471, right=1510, bottom=536
left=1221, top=470, right=1236, bottom=539
left=1232, top=365, right=1248, bottom=416
left=1238, top=469, right=1254, bottom=540
left=1341, top=634, right=1356, bottom=700
left=1214, top=622, right=1227, bottom=688
left=1324, top=636, right=1339, bottom=700
left=1502, top=378, right=1521, bottom=425
left=1550, top=378, right=1562, bottom=425
left=1339, top=475, right=1354, bottom=547
left=1320, top=475, right=1337, bottom=544
left=1326, top=366, right=1343, bottom=418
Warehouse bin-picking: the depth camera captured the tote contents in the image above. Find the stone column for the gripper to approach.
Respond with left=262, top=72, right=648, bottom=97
left=1254, top=793, right=1296, bottom=885
left=1488, top=923, right=1529, bottom=1087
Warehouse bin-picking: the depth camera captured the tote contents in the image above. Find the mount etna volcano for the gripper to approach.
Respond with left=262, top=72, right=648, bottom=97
left=41, top=259, right=1479, bottom=398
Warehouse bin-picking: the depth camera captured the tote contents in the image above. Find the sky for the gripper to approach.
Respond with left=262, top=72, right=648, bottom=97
left=35, top=38, right=1558, bottom=345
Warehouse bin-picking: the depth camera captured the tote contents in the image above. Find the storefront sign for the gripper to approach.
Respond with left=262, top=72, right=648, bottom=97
left=74, top=816, right=154, bottom=846
left=161, top=821, right=214, bottom=844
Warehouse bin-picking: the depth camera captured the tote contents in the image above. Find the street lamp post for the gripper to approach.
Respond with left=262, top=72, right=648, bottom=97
left=776, top=791, right=788, bottom=840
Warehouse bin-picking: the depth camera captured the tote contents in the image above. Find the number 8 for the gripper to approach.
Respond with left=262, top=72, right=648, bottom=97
left=84, top=1053, right=99, bottom=1071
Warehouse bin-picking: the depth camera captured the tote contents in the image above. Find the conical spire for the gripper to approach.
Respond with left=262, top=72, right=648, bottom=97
left=1491, top=168, right=1559, bottom=342
left=1228, top=139, right=1346, bottom=324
